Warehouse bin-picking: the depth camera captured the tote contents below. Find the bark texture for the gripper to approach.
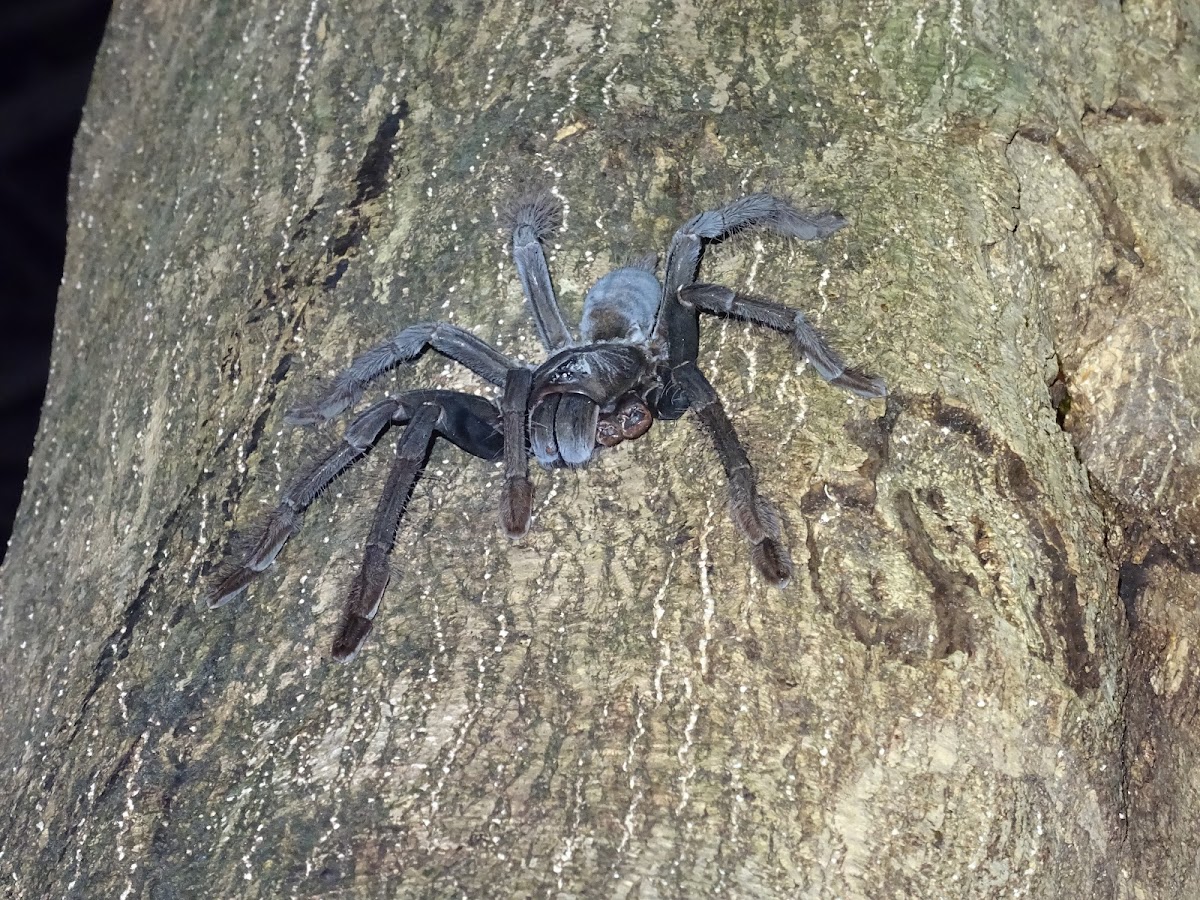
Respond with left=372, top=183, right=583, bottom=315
left=1, top=0, right=1198, bottom=897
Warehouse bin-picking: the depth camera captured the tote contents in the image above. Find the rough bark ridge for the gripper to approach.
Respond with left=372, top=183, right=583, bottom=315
left=1, top=0, right=1197, bottom=897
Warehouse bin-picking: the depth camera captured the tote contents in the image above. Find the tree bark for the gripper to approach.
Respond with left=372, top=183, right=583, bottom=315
left=2, top=0, right=1198, bottom=897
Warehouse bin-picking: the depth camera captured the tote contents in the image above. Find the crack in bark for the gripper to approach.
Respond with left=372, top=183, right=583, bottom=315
left=894, top=489, right=978, bottom=658
left=1015, top=123, right=1144, bottom=267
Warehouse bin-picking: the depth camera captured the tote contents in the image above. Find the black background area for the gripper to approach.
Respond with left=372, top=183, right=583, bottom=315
left=0, top=1, right=112, bottom=562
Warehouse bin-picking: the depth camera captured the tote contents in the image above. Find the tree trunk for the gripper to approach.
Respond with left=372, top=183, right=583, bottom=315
left=2, top=1, right=1198, bottom=897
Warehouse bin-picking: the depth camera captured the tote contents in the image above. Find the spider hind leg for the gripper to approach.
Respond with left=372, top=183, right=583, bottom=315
left=332, top=403, right=441, bottom=661
left=204, top=397, right=402, bottom=609
left=330, top=390, right=509, bottom=660
left=285, top=323, right=513, bottom=426
left=205, top=506, right=302, bottom=608
left=206, top=391, right=509, bottom=661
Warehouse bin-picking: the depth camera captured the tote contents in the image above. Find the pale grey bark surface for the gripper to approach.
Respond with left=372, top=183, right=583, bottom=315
left=1, top=0, right=1198, bottom=897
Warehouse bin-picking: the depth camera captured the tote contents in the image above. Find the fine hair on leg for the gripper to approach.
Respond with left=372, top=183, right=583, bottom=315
left=671, top=361, right=793, bottom=586
left=678, top=282, right=886, bottom=398
left=332, top=402, right=442, bottom=661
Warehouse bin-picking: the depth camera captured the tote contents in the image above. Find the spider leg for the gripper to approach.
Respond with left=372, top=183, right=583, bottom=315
left=286, top=323, right=514, bottom=425
left=207, top=392, right=504, bottom=611
left=678, top=283, right=886, bottom=398
left=500, top=367, right=534, bottom=536
left=671, top=361, right=793, bottom=587
left=400, top=390, right=505, bottom=461
left=510, top=193, right=608, bottom=462
left=653, top=193, right=847, bottom=384
left=332, top=403, right=441, bottom=661
left=206, top=397, right=403, bottom=608
left=510, top=193, right=574, bottom=352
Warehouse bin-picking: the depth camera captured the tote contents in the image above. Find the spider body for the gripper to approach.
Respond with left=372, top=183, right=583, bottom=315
left=207, top=190, right=886, bottom=661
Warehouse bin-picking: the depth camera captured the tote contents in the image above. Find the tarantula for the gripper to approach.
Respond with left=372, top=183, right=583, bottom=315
left=206, top=191, right=886, bottom=661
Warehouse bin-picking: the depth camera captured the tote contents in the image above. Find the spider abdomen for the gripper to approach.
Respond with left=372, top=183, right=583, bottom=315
left=579, top=267, right=661, bottom=343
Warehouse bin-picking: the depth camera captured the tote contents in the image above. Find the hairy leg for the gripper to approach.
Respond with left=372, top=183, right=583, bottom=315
left=286, top=323, right=514, bottom=425
left=671, top=361, right=793, bottom=587
left=510, top=193, right=574, bottom=352
left=678, top=283, right=886, bottom=398
left=206, top=391, right=504, bottom=610
left=206, top=398, right=402, bottom=609
left=332, top=403, right=441, bottom=661
left=653, top=193, right=847, bottom=372
left=499, top=367, right=534, bottom=536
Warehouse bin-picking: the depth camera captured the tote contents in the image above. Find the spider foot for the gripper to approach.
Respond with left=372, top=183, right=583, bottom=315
left=284, top=378, right=364, bottom=426
left=332, top=614, right=374, bottom=662
left=500, top=478, right=534, bottom=538
left=331, top=559, right=390, bottom=661
left=729, top=493, right=792, bottom=587
left=789, top=317, right=887, bottom=398
left=751, top=538, right=793, bottom=588
left=829, top=369, right=887, bottom=399
left=506, top=191, right=561, bottom=241
left=205, top=564, right=262, bottom=609
left=205, top=506, right=302, bottom=607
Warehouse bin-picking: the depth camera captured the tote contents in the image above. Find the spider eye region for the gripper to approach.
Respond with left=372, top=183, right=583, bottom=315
left=533, top=344, right=651, bottom=405
left=551, top=363, right=586, bottom=383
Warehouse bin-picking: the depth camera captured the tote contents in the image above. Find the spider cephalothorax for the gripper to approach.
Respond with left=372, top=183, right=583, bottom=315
left=206, top=190, right=886, bottom=661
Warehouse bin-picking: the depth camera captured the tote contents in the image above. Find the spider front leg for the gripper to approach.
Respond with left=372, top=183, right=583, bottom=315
left=653, top=192, right=849, bottom=385
left=670, top=362, right=793, bottom=586
left=510, top=193, right=611, bottom=469
left=510, top=192, right=573, bottom=352
left=678, top=283, right=886, bottom=398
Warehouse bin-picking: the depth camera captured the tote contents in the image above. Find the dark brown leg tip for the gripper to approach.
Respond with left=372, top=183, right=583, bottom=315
left=832, top=371, right=888, bottom=399
left=332, top=615, right=374, bottom=662
left=205, top=567, right=258, bottom=609
left=500, top=479, right=534, bottom=539
left=752, top=540, right=793, bottom=588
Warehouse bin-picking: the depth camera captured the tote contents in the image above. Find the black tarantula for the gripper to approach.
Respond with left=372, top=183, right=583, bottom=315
left=207, top=191, right=886, bottom=661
